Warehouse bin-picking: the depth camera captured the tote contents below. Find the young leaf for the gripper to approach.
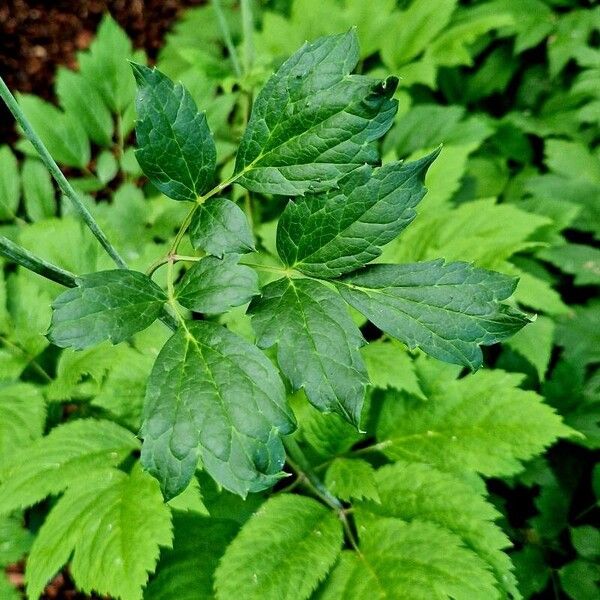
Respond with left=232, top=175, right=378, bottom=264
left=21, top=159, right=56, bottom=221
left=48, top=270, right=167, bottom=350
left=325, top=458, right=380, bottom=503
left=250, top=277, right=368, bottom=426
left=215, top=495, right=343, bottom=600
left=132, top=64, right=216, bottom=202
left=377, top=369, right=575, bottom=477
left=235, top=30, right=398, bottom=195
left=140, top=322, right=295, bottom=500
left=506, top=315, right=555, bottom=381
left=317, top=520, right=498, bottom=600
left=175, top=255, right=259, bottom=314
left=25, top=466, right=172, bottom=600
left=145, top=514, right=238, bottom=600
left=337, top=259, right=530, bottom=369
left=276, top=151, right=438, bottom=278
left=0, top=419, right=139, bottom=514
left=189, top=198, right=255, bottom=257
left=355, top=461, right=517, bottom=597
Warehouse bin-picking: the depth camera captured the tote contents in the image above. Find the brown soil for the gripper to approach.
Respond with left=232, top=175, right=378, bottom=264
left=0, top=0, right=205, bottom=143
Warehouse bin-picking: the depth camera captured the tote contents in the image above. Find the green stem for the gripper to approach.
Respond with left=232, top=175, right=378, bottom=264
left=212, top=0, right=242, bottom=78
left=0, top=76, right=127, bottom=270
left=0, top=335, right=52, bottom=382
left=0, top=235, right=77, bottom=288
left=241, top=0, right=254, bottom=75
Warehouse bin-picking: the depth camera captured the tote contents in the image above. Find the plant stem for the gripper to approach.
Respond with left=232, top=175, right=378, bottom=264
left=0, top=335, right=52, bottom=382
left=241, top=0, right=254, bottom=75
left=0, top=76, right=127, bottom=270
left=0, top=235, right=77, bottom=288
left=212, top=0, right=242, bottom=78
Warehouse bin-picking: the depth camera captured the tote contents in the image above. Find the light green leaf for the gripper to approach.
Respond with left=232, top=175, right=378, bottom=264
left=378, top=369, right=574, bottom=477
left=146, top=514, right=238, bottom=600
left=0, top=146, right=20, bottom=220
left=540, top=244, right=600, bottom=286
left=277, top=152, right=438, bottom=278
left=141, top=322, right=295, bottom=499
left=325, top=458, right=379, bottom=502
left=0, top=419, right=139, bottom=514
left=0, top=514, right=33, bottom=566
left=132, top=64, right=216, bottom=202
left=506, top=315, right=555, bottom=381
left=317, top=520, right=498, bottom=600
left=49, top=270, right=167, bottom=350
left=337, top=260, right=529, bottom=369
left=25, top=466, right=172, bottom=600
left=355, top=461, right=518, bottom=597
left=189, top=198, right=255, bottom=257
left=0, top=383, right=45, bottom=472
left=250, top=277, right=367, bottom=426
left=214, top=494, right=343, bottom=600
left=21, top=159, right=56, bottom=221
left=360, top=339, right=425, bottom=399
left=175, top=255, right=259, bottom=314
left=166, top=476, right=208, bottom=515
left=96, top=150, right=119, bottom=183
left=235, top=30, right=398, bottom=195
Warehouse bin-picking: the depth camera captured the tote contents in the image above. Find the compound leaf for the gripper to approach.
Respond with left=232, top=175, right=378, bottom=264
left=189, top=198, right=255, bottom=257
left=140, top=322, right=295, bottom=500
left=277, top=151, right=438, bottom=278
left=0, top=419, right=139, bottom=514
left=215, top=494, right=343, bottom=600
left=235, top=30, right=398, bottom=195
left=378, top=369, right=575, bottom=477
left=250, top=277, right=367, bottom=426
left=175, top=255, right=259, bottom=314
left=49, top=270, right=167, bottom=350
left=325, top=458, right=379, bottom=503
left=25, top=466, right=172, bottom=600
left=132, top=64, right=216, bottom=201
left=337, top=259, right=530, bottom=369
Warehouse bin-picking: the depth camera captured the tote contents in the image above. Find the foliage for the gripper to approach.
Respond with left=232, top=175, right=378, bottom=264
left=0, top=1, right=597, bottom=599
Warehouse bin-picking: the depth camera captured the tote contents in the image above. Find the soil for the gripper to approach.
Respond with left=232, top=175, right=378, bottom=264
left=0, top=0, right=205, bottom=143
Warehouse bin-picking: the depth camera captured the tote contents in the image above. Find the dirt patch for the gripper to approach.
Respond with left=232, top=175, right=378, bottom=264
left=0, top=0, right=205, bottom=143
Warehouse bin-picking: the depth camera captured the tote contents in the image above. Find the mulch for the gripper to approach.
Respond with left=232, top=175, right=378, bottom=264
left=0, top=0, right=205, bottom=143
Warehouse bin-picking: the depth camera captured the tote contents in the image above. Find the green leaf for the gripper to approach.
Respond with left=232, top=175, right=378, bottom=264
left=378, top=369, right=574, bottom=477
left=250, top=277, right=367, bottom=426
left=16, top=94, right=90, bottom=168
left=0, top=514, right=33, bottom=566
left=325, top=458, right=379, bottom=502
left=25, top=465, right=172, bottom=600
left=141, top=322, right=295, bottom=500
left=145, top=514, right=238, bottom=600
left=0, top=574, right=19, bottom=600
left=276, top=151, right=438, bottom=278
left=559, top=560, right=600, bottom=600
left=214, top=494, right=343, bottom=600
left=317, top=520, right=498, bottom=600
left=0, top=383, right=45, bottom=472
left=175, top=255, right=259, bottom=314
left=0, top=419, right=139, bottom=514
left=355, top=461, right=518, bottom=597
left=506, top=315, right=555, bottom=381
left=189, top=198, right=255, bottom=257
left=360, top=339, right=425, bottom=399
left=21, top=159, right=56, bottom=221
left=0, top=146, right=20, bottom=220
left=539, top=243, right=600, bottom=286
left=337, top=260, right=529, bottom=369
left=132, top=64, right=216, bottom=202
left=48, top=270, right=167, bottom=350
left=571, top=526, right=600, bottom=560
left=56, top=67, right=114, bottom=146
left=235, top=30, right=398, bottom=195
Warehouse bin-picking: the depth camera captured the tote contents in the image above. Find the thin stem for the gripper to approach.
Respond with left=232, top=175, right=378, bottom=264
left=212, top=0, right=242, bottom=78
left=0, top=76, right=127, bottom=270
left=170, top=204, right=199, bottom=255
left=241, top=0, right=254, bottom=75
left=0, top=235, right=77, bottom=288
left=0, top=335, right=52, bottom=382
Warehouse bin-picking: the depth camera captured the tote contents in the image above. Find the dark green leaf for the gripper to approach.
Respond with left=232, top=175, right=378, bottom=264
left=277, top=151, right=438, bottom=278
left=250, top=277, right=367, bottom=426
left=189, top=198, right=255, bottom=257
left=140, top=322, right=295, bottom=499
left=132, top=64, right=216, bottom=201
left=337, top=260, right=530, bottom=369
left=175, top=255, right=259, bottom=314
left=234, top=30, right=398, bottom=195
left=48, top=270, right=167, bottom=350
